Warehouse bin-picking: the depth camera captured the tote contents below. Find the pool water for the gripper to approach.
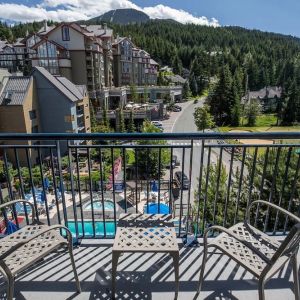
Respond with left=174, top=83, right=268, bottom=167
left=83, top=200, right=115, bottom=211
left=15, top=202, right=32, bottom=214
left=144, top=203, right=171, bottom=214
left=68, top=221, right=115, bottom=237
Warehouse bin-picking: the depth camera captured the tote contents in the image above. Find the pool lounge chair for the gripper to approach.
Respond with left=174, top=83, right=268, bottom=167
left=0, top=199, right=81, bottom=300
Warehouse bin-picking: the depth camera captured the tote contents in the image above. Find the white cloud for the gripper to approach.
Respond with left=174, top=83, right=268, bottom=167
left=144, top=4, right=219, bottom=27
left=0, top=0, right=219, bottom=27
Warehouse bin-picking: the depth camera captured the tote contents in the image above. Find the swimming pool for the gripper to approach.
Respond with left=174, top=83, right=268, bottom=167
left=83, top=200, right=115, bottom=212
left=68, top=221, right=116, bottom=237
left=144, top=203, right=171, bottom=214
left=15, top=202, right=32, bottom=215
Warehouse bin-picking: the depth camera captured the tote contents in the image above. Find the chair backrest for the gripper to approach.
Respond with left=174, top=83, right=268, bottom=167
left=271, top=223, right=300, bottom=264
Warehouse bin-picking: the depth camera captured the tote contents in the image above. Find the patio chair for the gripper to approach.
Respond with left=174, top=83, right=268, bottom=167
left=0, top=199, right=81, bottom=300
left=197, top=200, right=300, bottom=300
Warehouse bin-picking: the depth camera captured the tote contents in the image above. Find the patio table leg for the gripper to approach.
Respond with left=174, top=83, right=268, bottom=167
left=7, top=275, right=14, bottom=300
left=170, top=251, right=179, bottom=299
left=111, top=251, right=121, bottom=299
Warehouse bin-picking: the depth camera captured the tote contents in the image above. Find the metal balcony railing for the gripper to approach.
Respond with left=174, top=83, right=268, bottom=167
left=0, top=132, right=299, bottom=241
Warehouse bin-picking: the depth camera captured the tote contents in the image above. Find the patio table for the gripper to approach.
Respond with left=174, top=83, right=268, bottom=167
left=111, top=213, right=179, bottom=299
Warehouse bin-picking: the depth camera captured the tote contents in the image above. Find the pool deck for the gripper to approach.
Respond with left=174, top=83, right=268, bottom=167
left=1, top=238, right=298, bottom=300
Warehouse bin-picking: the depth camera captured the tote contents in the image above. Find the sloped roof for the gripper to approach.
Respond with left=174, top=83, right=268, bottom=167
left=55, top=76, right=84, bottom=99
left=86, top=25, right=113, bottom=38
left=38, top=25, right=55, bottom=35
left=248, top=86, right=282, bottom=100
left=0, top=76, right=31, bottom=105
left=31, top=37, right=66, bottom=50
left=13, top=38, right=25, bottom=47
left=150, top=59, right=159, bottom=65
left=75, top=85, right=87, bottom=98
left=33, top=66, right=85, bottom=102
left=165, top=74, right=186, bottom=84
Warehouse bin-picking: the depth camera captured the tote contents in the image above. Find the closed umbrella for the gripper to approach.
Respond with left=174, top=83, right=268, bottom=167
left=151, top=181, right=158, bottom=192
left=44, top=177, right=50, bottom=189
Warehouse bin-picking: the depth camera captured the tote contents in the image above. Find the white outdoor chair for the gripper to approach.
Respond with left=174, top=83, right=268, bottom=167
left=0, top=199, right=81, bottom=300
left=197, top=200, right=300, bottom=300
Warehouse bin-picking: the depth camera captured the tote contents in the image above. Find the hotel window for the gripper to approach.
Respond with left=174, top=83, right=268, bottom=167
left=62, top=26, right=70, bottom=41
left=29, top=110, right=36, bottom=120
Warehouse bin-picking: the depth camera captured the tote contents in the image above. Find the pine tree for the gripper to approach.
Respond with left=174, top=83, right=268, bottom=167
left=117, top=109, right=126, bottom=133
left=209, top=64, right=233, bottom=125
left=128, top=111, right=136, bottom=132
left=172, top=54, right=183, bottom=75
left=230, top=81, right=241, bottom=126
left=190, top=74, right=198, bottom=97
left=102, top=108, right=109, bottom=128
left=282, top=81, right=300, bottom=125
left=182, top=80, right=191, bottom=99
left=130, top=84, right=139, bottom=103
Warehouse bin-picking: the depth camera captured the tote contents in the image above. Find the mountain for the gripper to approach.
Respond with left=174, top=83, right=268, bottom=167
left=89, top=9, right=150, bottom=25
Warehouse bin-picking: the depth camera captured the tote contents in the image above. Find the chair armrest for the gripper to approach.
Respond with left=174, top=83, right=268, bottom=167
left=0, top=199, right=36, bottom=224
left=204, top=225, right=271, bottom=264
left=246, top=200, right=300, bottom=224
left=0, top=224, right=72, bottom=261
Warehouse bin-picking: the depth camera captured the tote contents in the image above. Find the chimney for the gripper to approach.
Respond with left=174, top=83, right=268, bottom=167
left=44, top=20, right=48, bottom=32
left=117, top=34, right=120, bottom=42
left=104, top=23, right=107, bottom=30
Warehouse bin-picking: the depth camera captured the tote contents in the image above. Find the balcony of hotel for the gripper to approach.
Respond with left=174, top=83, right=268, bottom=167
left=0, top=132, right=300, bottom=300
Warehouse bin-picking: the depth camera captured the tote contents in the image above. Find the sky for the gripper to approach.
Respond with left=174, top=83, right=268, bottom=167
left=1, top=0, right=300, bottom=37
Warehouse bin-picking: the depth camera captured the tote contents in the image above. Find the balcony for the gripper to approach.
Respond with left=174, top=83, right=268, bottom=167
left=96, top=109, right=150, bottom=120
left=0, top=132, right=300, bottom=299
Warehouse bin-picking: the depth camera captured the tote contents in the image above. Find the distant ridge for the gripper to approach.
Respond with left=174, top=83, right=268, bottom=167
left=89, top=8, right=150, bottom=25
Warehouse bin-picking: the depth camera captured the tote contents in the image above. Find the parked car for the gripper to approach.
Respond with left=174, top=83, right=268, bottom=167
left=151, top=121, right=163, bottom=128
left=171, top=155, right=178, bottom=168
left=172, top=107, right=181, bottom=112
left=174, top=171, right=190, bottom=189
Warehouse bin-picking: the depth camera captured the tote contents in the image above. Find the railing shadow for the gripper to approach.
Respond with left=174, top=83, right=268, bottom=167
left=1, top=243, right=296, bottom=299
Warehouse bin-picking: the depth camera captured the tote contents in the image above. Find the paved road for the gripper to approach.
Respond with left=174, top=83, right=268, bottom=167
left=161, top=99, right=208, bottom=208
left=161, top=98, right=241, bottom=209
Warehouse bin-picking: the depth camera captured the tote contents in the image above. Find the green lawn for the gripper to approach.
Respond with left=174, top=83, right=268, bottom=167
left=220, top=114, right=300, bottom=133
left=240, top=114, right=277, bottom=127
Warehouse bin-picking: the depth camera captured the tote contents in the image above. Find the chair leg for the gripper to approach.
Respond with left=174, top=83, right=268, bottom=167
left=7, top=275, right=14, bottom=300
left=258, top=277, right=266, bottom=300
left=197, top=243, right=208, bottom=294
left=292, top=253, right=300, bottom=300
left=170, top=251, right=180, bottom=299
left=68, top=244, right=81, bottom=293
left=111, top=251, right=121, bottom=300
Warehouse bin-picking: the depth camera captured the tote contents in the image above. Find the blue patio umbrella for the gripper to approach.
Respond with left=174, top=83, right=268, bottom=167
left=151, top=180, right=158, bottom=192
left=41, top=190, right=46, bottom=202
left=145, top=203, right=170, bottom=214
left=5, top=220, right=19, bottom=235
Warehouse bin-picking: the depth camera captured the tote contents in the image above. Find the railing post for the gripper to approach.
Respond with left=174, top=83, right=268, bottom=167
left=56, top=140, right=68, bottom=228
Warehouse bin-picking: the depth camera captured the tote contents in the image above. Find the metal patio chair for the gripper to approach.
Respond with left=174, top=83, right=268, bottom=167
left=197, top=200, right=300, bottom=300
left=0, top=199, right=81, bottom=300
